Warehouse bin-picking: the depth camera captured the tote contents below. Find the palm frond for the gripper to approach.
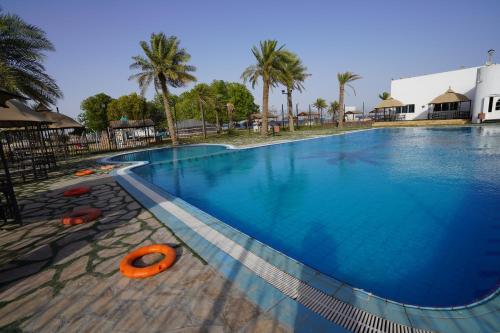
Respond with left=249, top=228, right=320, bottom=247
left=0, top=10, right=62, bottom=105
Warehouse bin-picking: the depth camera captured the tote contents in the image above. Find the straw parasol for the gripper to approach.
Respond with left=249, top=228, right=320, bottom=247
left=0, top=99, right=51, bottom=128
left=430, top=87, right=469, bottom=104
left=375, top=97, right=404, bottom=109
left=34, top=105, right=83, bottom=129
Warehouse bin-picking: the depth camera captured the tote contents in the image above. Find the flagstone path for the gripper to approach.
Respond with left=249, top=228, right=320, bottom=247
left=0, top=158, right=290, bottom=333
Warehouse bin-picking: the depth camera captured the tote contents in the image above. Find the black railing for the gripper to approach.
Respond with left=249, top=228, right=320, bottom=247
left=428, top=110, right=471, bottom=120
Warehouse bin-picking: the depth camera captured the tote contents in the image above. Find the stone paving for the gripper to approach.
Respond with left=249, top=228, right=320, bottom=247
left=0, top=157, right=291, bottom=332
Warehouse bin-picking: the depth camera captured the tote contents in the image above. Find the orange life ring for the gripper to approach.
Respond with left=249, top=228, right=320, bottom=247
left=63, top=186, right=91, bottom=197
left=120, top=244, right=176, bottom=278
left=75, top=169, right=94, bottom=177
left=62, top=207, right=102, bottom=225
left=100, top=165, right=114, bottom=171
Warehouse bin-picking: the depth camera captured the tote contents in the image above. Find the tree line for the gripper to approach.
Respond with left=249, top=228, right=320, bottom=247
left=77, top=80, right=257, bottom=133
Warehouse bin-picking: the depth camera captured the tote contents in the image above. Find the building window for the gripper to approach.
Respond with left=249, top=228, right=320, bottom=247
left=434, top=104, right=442, bottom=111
left=396, top=105, right=415, bottom=114
left=496, top=99, right=500, bottom=111
left=488, top=97, right=494, bottom=112
left=450, top=102, right=458, bottom=110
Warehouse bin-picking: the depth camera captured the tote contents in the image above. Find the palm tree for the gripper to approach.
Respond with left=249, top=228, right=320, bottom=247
left=278, top=54, right=309, bottom=132
left=378, top=91, right=390, bottom=100
left=241, top=40, right=293, bottom=136
left=129, top=33, right=196, bottom=146
left=328, top=101, right=340, bottom=120
left=0, top=10, right=62, bottom=106
left=191, top=83, right=214, bottom=139
left=313, top=98, right=327, bottom=124
left=337, top=72, right=361, bottom=128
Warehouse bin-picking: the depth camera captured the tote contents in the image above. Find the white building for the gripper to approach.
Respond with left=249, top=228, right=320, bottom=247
left=385, top=55, right=500, bottom=123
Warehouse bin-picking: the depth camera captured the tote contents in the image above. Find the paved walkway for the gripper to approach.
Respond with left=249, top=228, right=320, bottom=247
left=0, top=158, right=290, bottom=332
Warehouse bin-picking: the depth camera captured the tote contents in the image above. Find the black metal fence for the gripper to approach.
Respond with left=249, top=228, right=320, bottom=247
left=428, top=110, right=471, bottom=120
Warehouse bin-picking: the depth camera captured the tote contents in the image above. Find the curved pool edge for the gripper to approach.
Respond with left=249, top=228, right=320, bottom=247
left=101, top=137, right=500, bottom=333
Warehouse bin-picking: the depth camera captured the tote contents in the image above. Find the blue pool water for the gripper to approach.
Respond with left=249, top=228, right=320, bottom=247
left=116, top=127, right=500, bottom=307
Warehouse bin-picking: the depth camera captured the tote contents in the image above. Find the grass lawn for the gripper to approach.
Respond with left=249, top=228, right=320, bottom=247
left=178, top=125, right=372, bottom=147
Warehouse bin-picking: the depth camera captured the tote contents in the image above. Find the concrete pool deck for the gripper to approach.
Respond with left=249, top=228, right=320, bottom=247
left=107, top=137, right=500, bottom=333
left=0, top=157, right=290, bottom=332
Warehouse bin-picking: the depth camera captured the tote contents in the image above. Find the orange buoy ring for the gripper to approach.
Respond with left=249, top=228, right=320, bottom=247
left=100, top=165, right=114, bottom=171
left=120, top=244, right=176, bottom=278
left=75, top=169, right=94, bottom=177
left=62, top=207, right=102, bottom=225
left=63, top=186, right=91, bottom=197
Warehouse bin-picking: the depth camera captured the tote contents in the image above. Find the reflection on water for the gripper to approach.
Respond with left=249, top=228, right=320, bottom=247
left=128, top=126, right=500, bottom=307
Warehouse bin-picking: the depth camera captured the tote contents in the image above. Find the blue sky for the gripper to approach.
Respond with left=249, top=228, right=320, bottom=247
left=2, top=0, right=499, bottom=118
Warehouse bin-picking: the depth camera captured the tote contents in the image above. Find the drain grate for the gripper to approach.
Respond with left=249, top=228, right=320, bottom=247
left=118, top=169, right=435, bottom=333
left=231, top=241, right=433, bottom=333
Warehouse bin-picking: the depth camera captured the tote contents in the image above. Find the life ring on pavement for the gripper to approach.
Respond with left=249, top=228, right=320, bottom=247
left=62, top=207, right=102, bottom=225
left=75, top=169, right=94, bottom=177
left=63, top=186, right=91, bottom=197
left=120, top=244, right=176, bottom=278
left=100, top=165, right=114, bottom=171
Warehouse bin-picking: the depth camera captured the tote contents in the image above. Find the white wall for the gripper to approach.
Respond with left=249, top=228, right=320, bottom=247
left=390, top=67, right=480, bottom=120
left=473, top=64, right=500, bottom=123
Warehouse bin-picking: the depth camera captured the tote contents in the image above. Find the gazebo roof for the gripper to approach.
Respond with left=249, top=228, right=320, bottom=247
left=0, top=99, right=51, bottom=128
left=430, top=87, right=470, bottom=104
left=35, top=109, right=83, bottom=129
left=375, top=97, right=404, bottom=109
left=345, top=110, right=363, bottom=115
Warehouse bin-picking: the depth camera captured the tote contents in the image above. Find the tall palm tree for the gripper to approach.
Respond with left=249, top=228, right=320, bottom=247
left=0, top=10, right=62, bottom=106
left=241, top=40, right=293, bottom=136
left=313, top=98, right=327, bottom=124
left=278, top=54, right=309, bottom=132
left=378, top=91, right=390, bottom=100
left=130, top=33, right=196, bottom=146
left=337, top=72, right=361, bottom=128
left=191, top=83, right=214, bottom=139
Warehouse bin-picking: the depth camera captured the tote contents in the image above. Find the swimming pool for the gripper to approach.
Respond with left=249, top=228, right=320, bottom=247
left=114, top=127, right=500, bottom=307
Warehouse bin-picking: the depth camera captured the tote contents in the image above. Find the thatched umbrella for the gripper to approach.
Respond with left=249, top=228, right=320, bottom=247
left=35, top=105, right=83, bottom=129
left=374, top=97, right=404, bottom=109
left=374, top=97, right=404, bottom=121
left=0, top=99, right=50, bottom=128
left=430, top=87, right=469, bottom=104
left=428, top=87, right=471, bottom=119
